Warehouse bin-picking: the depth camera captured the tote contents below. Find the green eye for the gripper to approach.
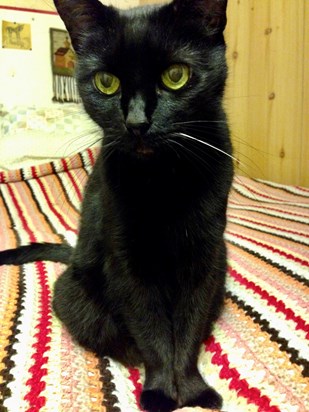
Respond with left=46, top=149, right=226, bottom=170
left=161, top=64, right=191, bottom=91
left=94, top=72, right=120, bottom=95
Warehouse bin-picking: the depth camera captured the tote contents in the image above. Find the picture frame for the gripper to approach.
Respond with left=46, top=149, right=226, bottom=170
left=2, top=20, right=32, bottom=50
left=50, top=28, right=76, bottom=77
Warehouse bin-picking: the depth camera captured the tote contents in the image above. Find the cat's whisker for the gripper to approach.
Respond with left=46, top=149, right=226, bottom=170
left=173, top=132, right=239, bottom=164
left=176, top=132, right=261, bottom=185
left=165, top=142, right=182, bottom=161
left=178, top=124, right=221, bottom=132
left=174, top=133, right=262, bottom=191
left=103, top=141, right=117, bottom=149
left=175, top=138, right=262, bottom=202
left=101, top=138, right=121, bottom=162
left=168, top=139, right=216, bottom=178
left=52, top=133, right=105, bottom=211
left=57, top=136, right=103, bottom=162
left=181, top=137, right=258, bottom=184
left=53, top=168, right=89, bottom=217
left=180, top=126, right=261, bottom=169
left=174, top=120, right=226, bottom=125
left=169, top=137, right=259, bottom=204
left=177, top=123, right=272, bottom=179
left=55, top=130, right=103, bottom=157
left=176, top=121, right=259, bottom=150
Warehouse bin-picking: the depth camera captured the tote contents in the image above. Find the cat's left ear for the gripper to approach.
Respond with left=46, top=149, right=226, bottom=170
left=54, top=0, right=117, bottom=52
left=172, top=0, right=228, bottom=33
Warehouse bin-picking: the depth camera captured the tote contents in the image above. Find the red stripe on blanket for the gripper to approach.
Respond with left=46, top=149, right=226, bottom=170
left=87, top=148, right=95, bottom=166
left=60, top=159, right=69, bottom=173
left=228, top=201, right=309, bottom=220
left=61, top=159, right=84, bottom=203
left=296, top=186, right=309, bottom=193
left=0, top=171, right=6, bottom=183
left=205, top=336, right=281, bottom=412
left=34, top=178, right=75, bottom=232
left=128, top=367, right=143, bottom=410
left=24, top=261, right=52, bottom=411
left=229, top=267, right=309, bottom=338
left=7, top=184, right=36, bottom=243
left=67, top=171, right=83, bottom=202
left=31, top=166, right=38, bottom=179
left=31, top=162, right=76, bottom=233
left=226, top=231, right=309, bottom=267
left=237, top=182, right=291, bottom=202
left=227, top=214, right=309, bottom=238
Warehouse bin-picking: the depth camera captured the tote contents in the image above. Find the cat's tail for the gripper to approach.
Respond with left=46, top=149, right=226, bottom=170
left=0, top=243, right=73, bottom=265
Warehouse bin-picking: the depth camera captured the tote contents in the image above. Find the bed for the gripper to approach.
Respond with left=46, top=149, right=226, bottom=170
left=0, top=106, right=308, bottom=412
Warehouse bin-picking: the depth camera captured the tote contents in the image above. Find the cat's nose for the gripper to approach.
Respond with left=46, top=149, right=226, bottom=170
left=126, top=120, right=150, bottom=137
left=126, top=94, right=150, bottom=137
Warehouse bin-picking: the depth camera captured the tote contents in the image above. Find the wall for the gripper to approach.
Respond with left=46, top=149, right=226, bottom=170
left=0, top=0, right=139, bottom=12
left=301, top=0, right=309, bottom=187
left=0, top=0, right=139, bottom=107
left=0, top=8, right=65, bottom=107
left=0, top=1, right=54, bottom=11
left=224, top=0, right=308, bottom=186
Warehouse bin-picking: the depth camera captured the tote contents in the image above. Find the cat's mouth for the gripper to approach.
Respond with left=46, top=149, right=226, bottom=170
left=135, top=137, right=154, bottom=156
left=136, top=145, right=154, bottom=156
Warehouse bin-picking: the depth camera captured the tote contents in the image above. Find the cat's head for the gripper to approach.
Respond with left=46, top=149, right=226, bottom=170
left=54, top=0, right=229, bottom=159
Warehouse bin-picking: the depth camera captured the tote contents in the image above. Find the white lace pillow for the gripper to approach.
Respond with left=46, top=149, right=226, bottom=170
left=0, top=104, right=101, bottom=170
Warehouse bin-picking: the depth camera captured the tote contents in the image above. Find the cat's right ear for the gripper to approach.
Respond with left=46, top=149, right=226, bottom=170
left=172, top=0, right=227, bottom=34
left=54, top=0, right=117, bottom=52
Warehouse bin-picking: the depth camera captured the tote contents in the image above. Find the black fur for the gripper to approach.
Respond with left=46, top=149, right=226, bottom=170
left=0, top=243, right=72, bottom=265
left=0, top=1, right=233, bottom=410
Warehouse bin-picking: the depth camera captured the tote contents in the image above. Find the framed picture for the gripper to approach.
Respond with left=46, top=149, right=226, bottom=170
left=2, top=20, right=32, bottom=50
left=50, top=28, right=76, bottom=77
left=50, top=28, right=80, bottom=103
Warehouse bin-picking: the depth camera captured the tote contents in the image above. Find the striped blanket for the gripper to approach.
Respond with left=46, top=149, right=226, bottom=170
left=0, top=147, right=308, bottom=412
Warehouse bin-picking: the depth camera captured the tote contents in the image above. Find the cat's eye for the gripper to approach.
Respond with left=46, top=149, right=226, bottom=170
left=161, top=64, right=191, bottom=91
left=94, top=72, right=121, bottom=95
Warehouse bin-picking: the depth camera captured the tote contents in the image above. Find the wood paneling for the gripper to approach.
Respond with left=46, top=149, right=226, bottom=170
left=301, top=0, right=309, bottom=187
left=225, top=0, right=307, bottom=186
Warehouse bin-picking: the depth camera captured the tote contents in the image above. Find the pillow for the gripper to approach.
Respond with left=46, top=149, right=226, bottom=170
left=0, top=104, right=102, bottom=171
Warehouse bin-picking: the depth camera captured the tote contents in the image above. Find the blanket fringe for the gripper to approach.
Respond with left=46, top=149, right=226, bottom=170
left=52, top=74, right=81, bottom=103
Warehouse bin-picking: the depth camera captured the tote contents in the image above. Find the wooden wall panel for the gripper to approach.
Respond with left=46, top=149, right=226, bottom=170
left=225, top=0, right=306, bottom=185
left=224, top=0, right=260, bottom=180
left=301, top=0, right=309, bottom=187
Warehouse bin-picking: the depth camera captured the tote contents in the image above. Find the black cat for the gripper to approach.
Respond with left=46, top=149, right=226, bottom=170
left=0, top=0, right=233, bottom=410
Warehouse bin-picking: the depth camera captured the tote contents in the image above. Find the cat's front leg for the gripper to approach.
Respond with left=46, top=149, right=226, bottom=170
left=123, top=287, right=178, bottom=412
left=172, top=283, right=224, bottom=410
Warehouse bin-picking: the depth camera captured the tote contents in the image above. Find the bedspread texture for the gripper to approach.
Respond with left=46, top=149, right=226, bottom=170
left=0, top=147, right=308, bottom=412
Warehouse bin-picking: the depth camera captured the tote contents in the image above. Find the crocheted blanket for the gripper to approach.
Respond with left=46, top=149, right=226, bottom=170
left=0, top=147, right=308, bottom=412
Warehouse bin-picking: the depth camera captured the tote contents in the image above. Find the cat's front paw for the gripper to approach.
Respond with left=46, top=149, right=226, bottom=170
left=186, top=387, right=223, bottom=410
left=140, top=389, right=177, bottom=412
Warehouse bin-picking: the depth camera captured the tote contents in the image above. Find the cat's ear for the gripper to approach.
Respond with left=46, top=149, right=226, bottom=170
left=172, top=0, right=227, bottom=33
left=54, top=0, right=116, bottom=51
